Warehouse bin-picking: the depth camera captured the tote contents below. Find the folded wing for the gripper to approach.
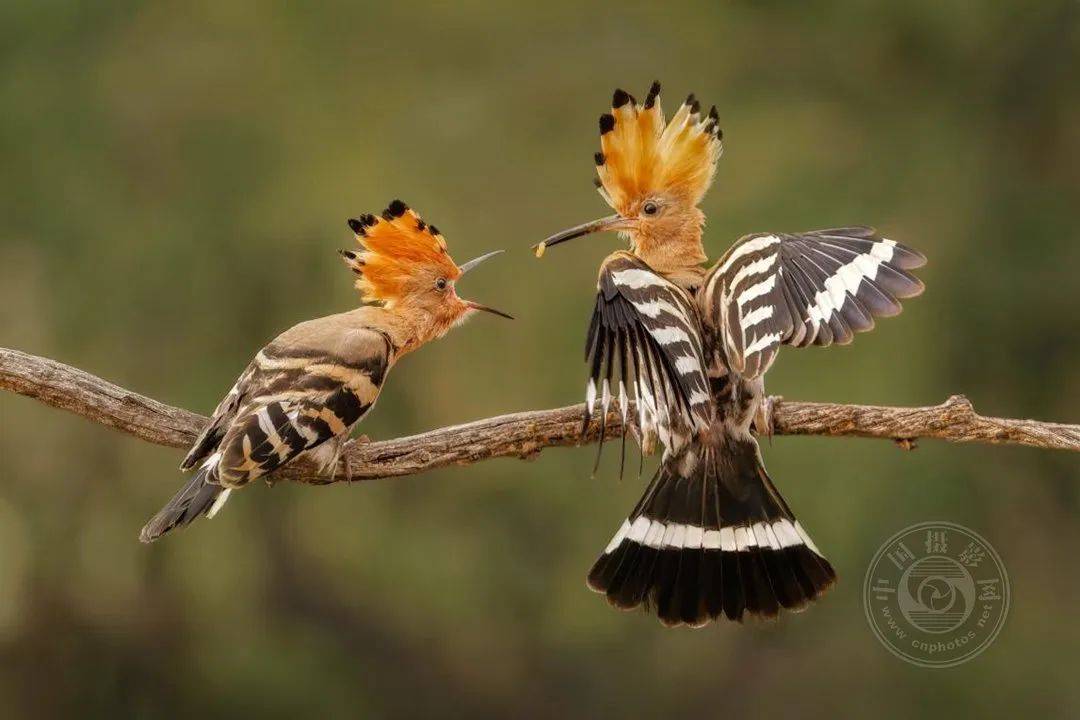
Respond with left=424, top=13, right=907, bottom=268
left=200, top=325, right=391, bottom=486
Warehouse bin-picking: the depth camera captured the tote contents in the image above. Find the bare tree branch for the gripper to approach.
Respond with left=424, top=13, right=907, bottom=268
left=2, top=346, right=1077, bottom=485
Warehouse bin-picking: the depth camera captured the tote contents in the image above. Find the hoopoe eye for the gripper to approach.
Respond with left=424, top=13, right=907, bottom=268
left=435, top=277, right=448, bottom=291
left=642, top=201, right=659, bottom=216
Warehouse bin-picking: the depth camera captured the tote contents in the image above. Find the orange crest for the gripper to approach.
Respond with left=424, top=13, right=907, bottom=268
left=341, top=201, right=461, bottom=305
left=594, top=82, right=723, bottom=214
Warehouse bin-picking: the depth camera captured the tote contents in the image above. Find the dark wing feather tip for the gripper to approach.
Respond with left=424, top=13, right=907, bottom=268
left=703, top=229, right=926, bottom=378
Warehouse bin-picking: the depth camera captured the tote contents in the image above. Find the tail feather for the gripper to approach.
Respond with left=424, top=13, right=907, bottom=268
left=603, top=465, right=677, bottom=610
left=139, top=465, right=226, bottom=543
left=587, top=432, right=836, bottom=626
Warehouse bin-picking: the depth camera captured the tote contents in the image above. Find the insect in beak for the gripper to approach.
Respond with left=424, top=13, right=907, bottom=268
left=531, top=215, right=635, bottom=257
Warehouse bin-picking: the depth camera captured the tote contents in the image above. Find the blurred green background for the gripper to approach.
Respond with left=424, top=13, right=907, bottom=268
left=1, top=1, right=1078, bottom=717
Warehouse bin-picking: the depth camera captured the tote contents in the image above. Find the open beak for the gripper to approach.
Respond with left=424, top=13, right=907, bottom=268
left=464, top=300, right=514, bottom=320
left=457, top=249, right=513, bottom=320
left=531, top=214, right=635, bottom=256
left=458, top=249, right=504, bottom=276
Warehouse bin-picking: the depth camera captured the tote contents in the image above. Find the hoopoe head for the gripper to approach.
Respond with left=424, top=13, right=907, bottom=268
left=341, top=200, right=511, bottom=339
left=535, top=82, right=722, bottom=278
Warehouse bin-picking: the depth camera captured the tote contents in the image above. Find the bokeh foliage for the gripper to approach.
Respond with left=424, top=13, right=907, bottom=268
left=1, top=1, right=1078, bottom=717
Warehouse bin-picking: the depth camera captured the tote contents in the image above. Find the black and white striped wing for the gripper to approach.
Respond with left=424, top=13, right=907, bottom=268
left=701, top=228, right=926, bottom=378
left=585, top=253, right=711, bottom=452
left=214, top=388, right=371, bottom=485
left=209, top=328, right=391, bottom=486
left=179, top=364, right=255, bottom=471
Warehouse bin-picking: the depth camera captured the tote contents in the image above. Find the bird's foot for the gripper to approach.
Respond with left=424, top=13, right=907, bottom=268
left=321, top=437, right=348, bottom=480
left=621, top=422, right=652, bottom=454
left=337, top=435, right=370, bottom=484
left=754, top=395, right=782, bottom=442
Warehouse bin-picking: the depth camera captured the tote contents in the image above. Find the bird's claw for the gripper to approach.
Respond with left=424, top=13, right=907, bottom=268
left=338, top=435, right=371, bottom=484
left=754, top=395, right=782, bottom=443
left=624, top=424, right=655, bottom=456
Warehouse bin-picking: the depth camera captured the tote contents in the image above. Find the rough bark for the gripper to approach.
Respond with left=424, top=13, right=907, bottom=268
left=2, top=347, right=1077, bottom=484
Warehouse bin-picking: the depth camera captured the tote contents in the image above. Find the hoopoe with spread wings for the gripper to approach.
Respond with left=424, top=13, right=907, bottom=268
left=535, top=83, right=926, bottom=626
left=140, top=201, right=511, bottom=543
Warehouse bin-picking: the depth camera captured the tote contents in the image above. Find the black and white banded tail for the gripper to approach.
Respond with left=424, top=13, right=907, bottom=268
left=587, top=431, right=835, bottom=626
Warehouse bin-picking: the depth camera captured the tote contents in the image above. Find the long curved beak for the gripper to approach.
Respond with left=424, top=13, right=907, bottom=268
left=464, top=300, right=514, bottom=320
left=458, top=249, right=504, bottom=276
left=531, top=214, right=634, bottom=255
left=457, top=249, right=513, bottom=320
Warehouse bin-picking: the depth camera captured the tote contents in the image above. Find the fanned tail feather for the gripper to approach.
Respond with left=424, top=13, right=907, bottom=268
left=587, top=430, right=835, bottom=626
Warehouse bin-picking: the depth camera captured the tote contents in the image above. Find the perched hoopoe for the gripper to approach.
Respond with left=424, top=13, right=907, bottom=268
left=140, top=200, right=511, bottom=543
left=535, top=83, right=926, bottom=626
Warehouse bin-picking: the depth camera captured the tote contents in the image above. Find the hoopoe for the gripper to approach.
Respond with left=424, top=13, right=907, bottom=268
left=140, top=200, right=511, bottom=543
left=535, top=82, right=927, bottom=626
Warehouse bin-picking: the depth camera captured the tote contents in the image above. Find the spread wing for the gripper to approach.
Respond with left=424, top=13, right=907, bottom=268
left=585, top=252, right=711, bottom=456
left=700, top=227, right=926, bottom=379
left=189, top=324, right=392, bottom=485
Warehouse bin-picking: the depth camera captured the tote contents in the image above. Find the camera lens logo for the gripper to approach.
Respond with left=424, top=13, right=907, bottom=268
left=864, top=522, right=1009, bottom=668
left=899, top=555, right=974, bottom=633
